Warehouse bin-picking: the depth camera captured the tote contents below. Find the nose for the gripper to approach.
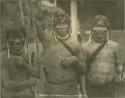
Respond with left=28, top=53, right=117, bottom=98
left=98, top=26, right=102, bottom=31
left=61, top=24, right=64, bottom=28
left=97, top=27, right=106, bottom=33
left=15, top=38, right=20, bottom=43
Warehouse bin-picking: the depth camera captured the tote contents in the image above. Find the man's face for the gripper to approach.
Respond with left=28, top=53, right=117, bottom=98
left=54, top=15, right=70, bottom=40
left=8, top=32, right=25, bottom=54
left=92, top=20, right=108, bottom=42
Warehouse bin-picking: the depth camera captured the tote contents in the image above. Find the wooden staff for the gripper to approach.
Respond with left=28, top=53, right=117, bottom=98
left=24, top=1, right=38, bottom=97
left=18, top=0, right=31, bottom=64
left=18, top=0, right=38, bottom=97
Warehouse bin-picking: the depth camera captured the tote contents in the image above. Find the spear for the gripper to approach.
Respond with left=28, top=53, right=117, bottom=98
left=19, top=0, right=24, bottom=25
left=24, top=1, right=38, bottom=97
left=18, top=0, right=31, bottom=64
left=18, top=0, right=38, bottom=97
left=27, top=0, right=40, bottom=56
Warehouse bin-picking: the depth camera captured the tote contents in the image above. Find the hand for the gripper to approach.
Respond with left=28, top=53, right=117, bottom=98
left=61, top=56, right=78, bottom=68
left=15, top=56, right=25, bottom=67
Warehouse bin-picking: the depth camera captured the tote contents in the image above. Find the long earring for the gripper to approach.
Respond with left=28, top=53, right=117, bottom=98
left=25, top=39, right=31, bottom=64
left=54, top=33, right=58, bottom=41
left=107, top=31, right=110, bottom=44
left=88, top=33, right=92, bottom=43
left=89, top=27, right=93, bottom=43
left=53, top=30, right=58, bottom=41
left=7, top=42, right=10, bottom=59
left=69, top=25, right=72, bottom=38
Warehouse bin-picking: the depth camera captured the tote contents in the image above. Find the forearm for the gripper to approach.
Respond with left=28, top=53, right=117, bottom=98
left=114, top=46, right=122, bottom=75
left=3, top=79, right=34, bottom=90
left=76, top=47, right=87, bottom=74
left=24, top=63, right=40, bottom=78
left=116, top=64, right=123, bottom=75
left=77, top=61, right=87, bottom=74
left=79, top=75, right=87, bottom=95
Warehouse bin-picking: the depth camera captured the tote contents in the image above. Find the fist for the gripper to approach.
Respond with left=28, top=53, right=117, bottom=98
left=61, top=56, right=78, bottom=68
left=15, top=56, right=25, bottom=67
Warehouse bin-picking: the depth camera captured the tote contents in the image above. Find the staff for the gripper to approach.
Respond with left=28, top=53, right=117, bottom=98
left=18, top=0, right=31, bottom=64
left=18, top=0, right=37, bottom=97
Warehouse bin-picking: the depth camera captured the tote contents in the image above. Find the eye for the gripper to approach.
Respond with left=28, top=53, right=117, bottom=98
left=101, top=27, right=107, bottom=30
left=9, top=38, right=14, bottom=42
left=19, top=37, right=24, bottom=41
left=55, top=25, right=61, bottom=28
left=93, top=27, right=100, bottom=30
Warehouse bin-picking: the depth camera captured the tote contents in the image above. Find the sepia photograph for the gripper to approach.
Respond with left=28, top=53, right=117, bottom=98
left=0, top=0, right=124, bottom=98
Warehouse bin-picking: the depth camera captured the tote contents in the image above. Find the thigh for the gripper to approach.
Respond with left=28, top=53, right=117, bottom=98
left=118, top=80, right=125, bottom=97
left=44, top=95, right=79, bottom=98
left=86, top=82, right=115, bottom=98
left=14, top=96, right=35, bottom=98
left=86, top=82, right=102, bottom=97
left=2, top=97, right=35, bottom=98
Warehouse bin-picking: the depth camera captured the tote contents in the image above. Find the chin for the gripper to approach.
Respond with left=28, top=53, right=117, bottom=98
left=94, top=38, right=106, bottom=42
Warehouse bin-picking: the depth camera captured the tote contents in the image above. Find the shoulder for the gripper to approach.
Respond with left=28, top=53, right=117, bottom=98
left=109, top=40, right=119, bottom=47
left=66, top=39, right=82, bottom=51
left=108, top=40, right=119, bottom=51
left=0, top=51, right=8, bottom=67
left=0, top=50, right=8, bottom=60
left=81, top=41, right=92, bottom=51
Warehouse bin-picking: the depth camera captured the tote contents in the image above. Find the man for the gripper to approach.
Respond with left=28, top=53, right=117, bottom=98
left=82, top=15, right=123, bottom=98
left=36, top=10, right=87, bottom=98
left=1, top=23, right=38, bottom=98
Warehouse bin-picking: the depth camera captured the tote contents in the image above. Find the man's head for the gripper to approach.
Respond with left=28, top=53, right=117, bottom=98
left=53, top=11, right=71, bottom=40
left=6, top=23, right=26, bottom=54
left=91, top=15, right=110, bottom=43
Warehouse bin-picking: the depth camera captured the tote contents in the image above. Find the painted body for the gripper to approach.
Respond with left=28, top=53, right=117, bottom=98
left=83, top=41, right=120, bottom=85
left=82, top=15, right=122, bottom=97
left=36, top=10, right=86, bottom=97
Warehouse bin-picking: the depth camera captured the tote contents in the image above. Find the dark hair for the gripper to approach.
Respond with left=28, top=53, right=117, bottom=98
left=53, top=11, right=72, bottom=36
left=54, top=11, right=71, bottom=25
left=5, top=23, right=26, bottom=41
left=92, top=15, right=110, bottom=30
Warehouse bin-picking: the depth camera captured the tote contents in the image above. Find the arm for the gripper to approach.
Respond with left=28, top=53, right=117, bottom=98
left=1, top=62, right=36, bottom=90
left=77, top=45, right=88, bottom=98
left=15, top=54, right=40, bottom=78
left=61, top=43, right=87, bottom=73
left=23, top=61, right=40, bottom=78
left=76, top=44, right=87, bottom=74
left=114, top=44, right=123, bottom=75
left=79, top=75, right=88, bottom=98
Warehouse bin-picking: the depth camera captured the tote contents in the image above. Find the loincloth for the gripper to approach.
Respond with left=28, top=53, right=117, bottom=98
left=44, top=80, right=79, bottom=98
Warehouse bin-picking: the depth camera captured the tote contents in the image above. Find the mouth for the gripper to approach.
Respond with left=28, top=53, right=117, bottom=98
left=96, top=34, right=104, bottom=37
left=14, top=45, right=22, bottom=50
left=57, top=30, right=68, bottom=37
left=94, top=30, right=106, bottom=34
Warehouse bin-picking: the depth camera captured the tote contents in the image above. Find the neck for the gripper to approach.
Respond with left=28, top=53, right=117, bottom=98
left=93, top=40, right=107, bottom=44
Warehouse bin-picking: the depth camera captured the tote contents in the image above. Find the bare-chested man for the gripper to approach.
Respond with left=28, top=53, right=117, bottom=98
left=1, top=23, right=39, bottom=98
left=82, top=15, right=123, bottom=98
left=36, top=10, right=86, bottom=98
